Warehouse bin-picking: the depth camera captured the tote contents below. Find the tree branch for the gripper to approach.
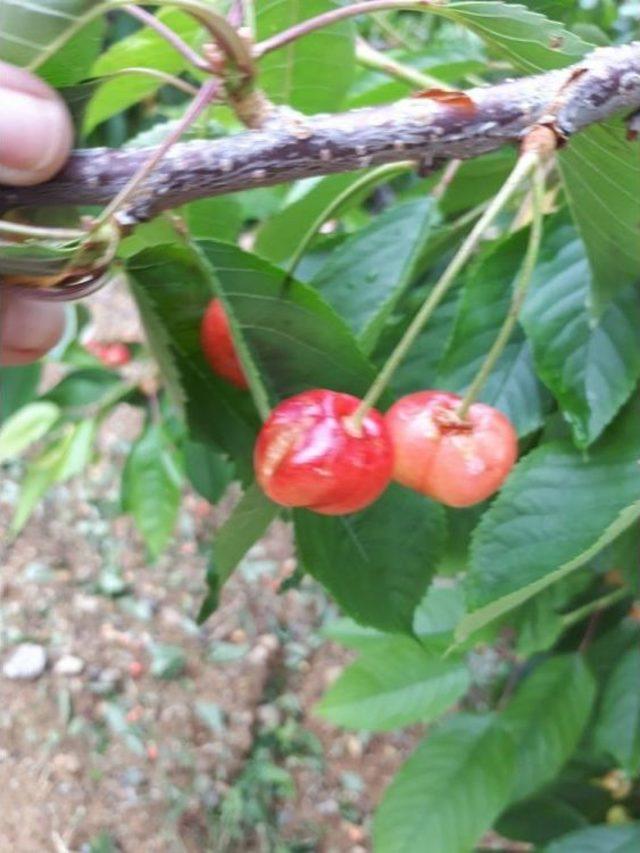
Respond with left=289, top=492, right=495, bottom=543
left=1, top=43, right=639, bottom=223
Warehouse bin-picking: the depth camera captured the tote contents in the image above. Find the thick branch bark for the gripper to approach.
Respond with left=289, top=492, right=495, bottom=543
left=1, top=43, right=639, bottom=223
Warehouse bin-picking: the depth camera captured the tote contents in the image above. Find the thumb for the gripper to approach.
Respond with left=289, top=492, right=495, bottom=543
left=0, top=61, right=73, bottom=187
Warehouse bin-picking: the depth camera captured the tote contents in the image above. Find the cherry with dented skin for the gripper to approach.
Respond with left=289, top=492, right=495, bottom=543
left=254, top=389, right=394, bottom=515
left=200, top=298, right=248, bottom=389
left=386, top=390, right=517, bottom=507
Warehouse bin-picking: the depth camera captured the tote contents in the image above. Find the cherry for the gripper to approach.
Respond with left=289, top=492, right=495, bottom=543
left=200, top=298, right=248, bottom=389
left=385, top=390, right=517, bottom=507
left=254, top=389, right=393, bottom=515
left=85, top=340, right=131, bottom=367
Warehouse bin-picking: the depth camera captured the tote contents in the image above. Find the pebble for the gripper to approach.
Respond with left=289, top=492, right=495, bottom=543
left=2, top=643, right=47, bottom=680
left=54, top=655, right=85, bottom=676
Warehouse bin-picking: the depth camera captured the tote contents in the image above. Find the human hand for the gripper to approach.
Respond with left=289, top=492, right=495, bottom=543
left=0, top=61, right=74, bottom=365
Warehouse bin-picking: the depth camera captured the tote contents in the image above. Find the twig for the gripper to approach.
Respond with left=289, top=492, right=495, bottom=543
left=227, top=0, right=245, bottom=28
left=431, top=159, right=462, bottom=202
left=562, top=587, right=630, bottom=629
left=123, top=4, right=210, bottom=71
left=99, top=66, right=200, bottom=96
left=254, top=1, right=436, bottom=58
left=578, top=610, right=603, bottom=655
left=95, top=78, right=221, bottom=226
left=356, top=37, right=448, bottom=91
left=0, top=220, right=86, bottom=241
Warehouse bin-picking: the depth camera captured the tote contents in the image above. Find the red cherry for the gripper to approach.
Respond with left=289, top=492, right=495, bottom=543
left=200, top=298, right=248, bottom=389
left=85, top=340, right=131, bottom=367
left=385, top=390, right=517, bottom=507
left=101, top=343, right=131, bottom=367
left=254, top=389, right=393, bottom=515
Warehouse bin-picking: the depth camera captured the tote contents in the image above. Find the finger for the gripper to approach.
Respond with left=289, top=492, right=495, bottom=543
left=0, top=61, right=74, bottom=187
left=0, top=291, right=66, bottom=365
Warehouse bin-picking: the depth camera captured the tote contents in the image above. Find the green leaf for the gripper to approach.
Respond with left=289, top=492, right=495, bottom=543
left=12, top=418, right=97, bottom=534
left=311, top=199, right=438, bottom=354
left=118, top=218, right=181, bottom=259
left=122, top=422, right=182, bottom=559
left=438, top=229, right=548, bottom=437
left=126, top=243, right=260, bottom=481
left=255, top=173, right=370, bottom=265
left=43, top=368, right=124, bottom=412
left=438, top=149, right=516, bottom=217
left=521, top=224, right=640, bottom=447
left=182, top=197, right=243, bottom=243
left=593, top=647, right=640, bottom=776
left=498, top=794, right=588, bottom=846
left=502, top=655, right=597, bottom=802
left=413, top=585, right=467, bottom=640
left=373, top=714, right=516, bottom=853
left=389, top=280, right=462, bottom=398
left=324, top=584, right=467, bottom=654
left=0, top=364, right=41, bottom=424
left=0, top=0, right=101, bottom=82
left=183, top=440, right=234, bottom=504
left=322, top=618, right=390, bottom=653
left=39, top=17, right=105, bottom=88
left=544, top=824, right=640, bottom=853
left=457, top=400, right=640, bottom=642
left=587, top=621, right=640, bottom=688
left=513, top=590, right=564, bottom=656
left=560, top=123, right=640, bottom=313
left=294, top=484, right=446, bottom=635
left=256, top=0, right=356, bottom=113
left=0, top=401, right=60, bottom=464
left=85, top=9, right=202, bottom=132
left=198, top=484, right=279, bottom=623
left=197, top=240, right=379, bottom=401
left=317, top=637, right=469, bottom=731
left=435, top=1, right=588, bottom=74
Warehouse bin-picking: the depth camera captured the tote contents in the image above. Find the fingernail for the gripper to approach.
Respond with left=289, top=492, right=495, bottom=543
left=0, top=88, right=72, bottom=186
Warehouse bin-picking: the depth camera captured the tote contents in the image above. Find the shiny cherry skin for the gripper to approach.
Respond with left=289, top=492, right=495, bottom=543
left=85, top=340, right=131, bottom=367
left=254, top=389, right=394, bottom=515
left=385, top=390, right=518, bottom=507
left=200, top=298, right=248, bottom=389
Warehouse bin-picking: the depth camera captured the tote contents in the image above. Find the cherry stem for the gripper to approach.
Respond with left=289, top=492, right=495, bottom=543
left=456, top=162, right=545, bottom=420
left=286, top=161, right=413, bottom=283
left=254, top=0, right=437, bottom=58
left=371, top=10, right=422, bottom=50
left=431, top=159, right=462, bottom=202
left=100, top=66, right=200, bottom=96
left=562, top=586, right=629, bottom=630
left=0, top=220, right=86, bottom=241
left=351, top=149, right=541, bottom=428
left=95, top=78, right=221, bottom=227
left=355, top=37, right=448, bottom=91
left=123, top=4, right=211, bottom=71
left=227, top=0, right=246, bottom=28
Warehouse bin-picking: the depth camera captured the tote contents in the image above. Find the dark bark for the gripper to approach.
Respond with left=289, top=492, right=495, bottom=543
left=1, top=43, right=639, bottom=223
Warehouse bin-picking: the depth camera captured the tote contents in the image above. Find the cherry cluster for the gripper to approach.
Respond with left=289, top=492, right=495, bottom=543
left=201, top=299, right=518, bottom=514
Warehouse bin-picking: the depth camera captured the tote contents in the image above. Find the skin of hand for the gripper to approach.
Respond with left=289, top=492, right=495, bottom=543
left=0, top=61, right=74, bottom=365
